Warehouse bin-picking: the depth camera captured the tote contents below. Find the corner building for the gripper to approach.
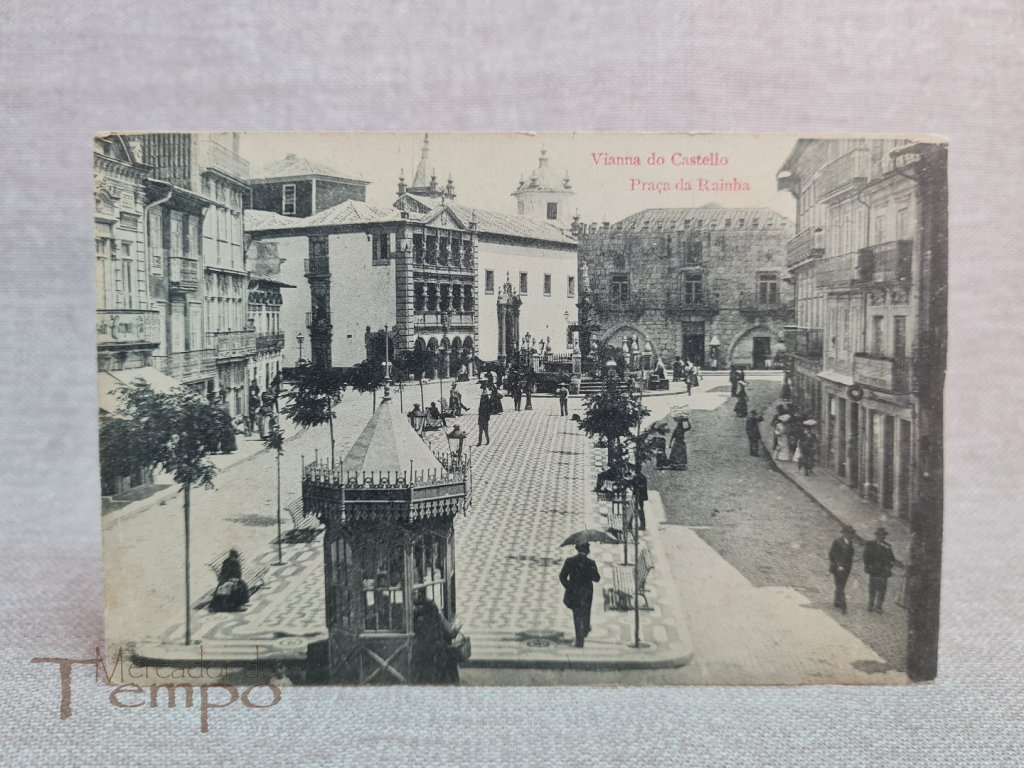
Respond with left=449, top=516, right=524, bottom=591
left=777, top=138, right=946, bottom=519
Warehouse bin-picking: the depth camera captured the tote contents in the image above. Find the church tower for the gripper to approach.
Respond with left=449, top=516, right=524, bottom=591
left=511, top=147, right=575, bottom=228
left=402, top=133, right=455, bottom=202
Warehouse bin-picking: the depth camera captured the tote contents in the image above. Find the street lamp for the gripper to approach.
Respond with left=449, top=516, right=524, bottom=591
left=408, top=404, right=426, bottom=434
left=524, top=337, right=535, bottom=411
left=296, top=332, right=305, bottom=363
left=446, top=425, right=467, bottom=458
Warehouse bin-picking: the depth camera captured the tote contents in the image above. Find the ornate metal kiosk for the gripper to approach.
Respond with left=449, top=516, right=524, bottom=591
left=302, top=389, right=469, bottom=684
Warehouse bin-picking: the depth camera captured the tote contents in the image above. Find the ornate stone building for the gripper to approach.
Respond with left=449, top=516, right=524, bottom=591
left=576, top=205, right=794, bottom=370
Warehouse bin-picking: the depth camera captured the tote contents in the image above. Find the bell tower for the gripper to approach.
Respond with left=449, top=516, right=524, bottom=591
left=512, top=147, right=575, bottom=229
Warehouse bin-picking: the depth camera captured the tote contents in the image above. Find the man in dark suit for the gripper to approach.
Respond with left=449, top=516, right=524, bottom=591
left=476, top=384, right=491, bottom=446
left=828, top=524, right=856, bottom=614
left=863, top=526, right=903, bottom=613
left=559, top=542, right=601, bottom=647
left=632, top=468, right=648, bottom=531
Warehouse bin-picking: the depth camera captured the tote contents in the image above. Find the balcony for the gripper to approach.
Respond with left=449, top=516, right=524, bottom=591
left=853, top=353, right=911, bottom=394
left=96, top=309, right=161, bottom=348
left=786, top=227, right=825, bottom=268
left=818, top=148, right=869, bottom=201
left=168, top=256, right=199, bottom=291
left=413, top=311, right=476, bottom=331
left=153, top=349, right=216, bottom=382
left=784, top=327, right=824, bottom=359
left=855, top=240, right=913, bottom=285
left=817, top=252, right=859, bottom=290
left=208, top=330, right=257, bottom=360
left=256, top=331, right=285, bottom=353
left=198, top=138, right=250, bottom=182
left=738, top=295, right=794, bottom=320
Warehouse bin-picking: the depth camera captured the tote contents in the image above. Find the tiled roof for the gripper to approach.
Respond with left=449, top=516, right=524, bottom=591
left=342, top=395, right=443, bottom=475
left=446, top=203, right=576, bottom=245
left=244, top=209, right=298, bottom=231
left=254, top=153, right=366, bottom=182
left=614, top=205, right=791, bottom=232
left=305, top=199, right=406, bottom=227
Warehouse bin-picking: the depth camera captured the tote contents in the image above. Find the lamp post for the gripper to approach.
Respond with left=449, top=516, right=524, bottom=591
left=446, top=425, right=467, bottom=458
left=524, top=333, right=534, bottom=411
left=408, top=405, right=426, bottom=435
left=296, top=332, right=305, bottom=364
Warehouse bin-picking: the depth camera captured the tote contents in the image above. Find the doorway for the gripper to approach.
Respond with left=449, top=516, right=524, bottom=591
left=848, top=404, right=860, bottom=487
left=682, top=321, right=705, bottom=366
left=752, top=336, right=771, bottom=369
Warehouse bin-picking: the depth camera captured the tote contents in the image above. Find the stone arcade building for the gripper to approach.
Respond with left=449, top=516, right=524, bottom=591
left=576, top=205, right=794, bottom=370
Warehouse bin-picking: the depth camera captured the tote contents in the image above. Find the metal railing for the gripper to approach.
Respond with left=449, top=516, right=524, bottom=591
left=152, top=349, right=216, bottom=381
left=207, top=330, right=257, bottom=359
left=786, top=226, right=825, bottom=267
left=818, top=147, right=869, bottom=199
left=853, top=353, right=912, bottom=394
left=856, top=240, right=913, bottom=284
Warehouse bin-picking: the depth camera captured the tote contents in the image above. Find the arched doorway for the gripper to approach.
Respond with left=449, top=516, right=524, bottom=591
left=600, top=324, right=660, bottom=370
left=729, top=325, right=775, bottom=369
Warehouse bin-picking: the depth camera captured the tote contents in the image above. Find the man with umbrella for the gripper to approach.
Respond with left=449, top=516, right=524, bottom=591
left=559, top=538, right=603, bottom=648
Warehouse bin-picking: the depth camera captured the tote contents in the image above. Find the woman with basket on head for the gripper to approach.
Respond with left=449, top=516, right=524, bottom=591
left=667, top=411, right=692, bottom=470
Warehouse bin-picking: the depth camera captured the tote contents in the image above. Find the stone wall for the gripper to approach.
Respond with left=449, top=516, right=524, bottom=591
left=578, top=209, right=794, bottom=368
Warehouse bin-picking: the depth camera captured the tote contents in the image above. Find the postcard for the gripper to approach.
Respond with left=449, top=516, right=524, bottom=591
left=97, top=132, right=946, bottom=686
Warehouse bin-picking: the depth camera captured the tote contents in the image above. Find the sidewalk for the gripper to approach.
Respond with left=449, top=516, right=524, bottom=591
left=757, top=407, right=911, bottom=566
left=462, top=448, right=694, bottom=670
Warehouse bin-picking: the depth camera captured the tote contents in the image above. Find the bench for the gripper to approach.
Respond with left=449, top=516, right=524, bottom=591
left=603, top=547, right=654, bottom=612
left=279, top=497, right=323, bottom=543
left=646, top=375, right=670, bottom=391
left=194, top=551, right=268, bottom=610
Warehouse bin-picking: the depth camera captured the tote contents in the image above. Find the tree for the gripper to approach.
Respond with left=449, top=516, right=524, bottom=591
left=279, top=360, right=347, bottom=464
left=576, top=373, right=650, bottom=472
left=348, top=357, right=387, bottom=411
left=99, top=381, right=229, bottom=646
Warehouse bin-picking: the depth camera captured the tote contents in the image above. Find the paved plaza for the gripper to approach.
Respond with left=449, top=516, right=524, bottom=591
left=107, top=373, right=910, bottom=684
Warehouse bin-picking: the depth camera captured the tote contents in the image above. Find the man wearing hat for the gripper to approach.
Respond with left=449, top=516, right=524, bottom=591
left=559, top=542, right=601, bottom=648
left=745, top=409, right=764, bottom=456
left=863, top=526, right=904, bottom=613
left=828, top=524, right=857, bottom=614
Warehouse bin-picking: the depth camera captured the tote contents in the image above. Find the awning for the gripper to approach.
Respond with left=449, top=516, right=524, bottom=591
left=816, top=369, right=855, bottom=387
left=98, top=366, right=181, bottom=414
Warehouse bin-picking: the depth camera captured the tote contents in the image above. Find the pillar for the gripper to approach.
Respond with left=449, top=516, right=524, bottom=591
left=307, top=234, right=332, bottom=369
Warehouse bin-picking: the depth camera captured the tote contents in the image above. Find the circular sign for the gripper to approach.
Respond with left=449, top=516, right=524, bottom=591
left=848, top=385, right=864, bottom=402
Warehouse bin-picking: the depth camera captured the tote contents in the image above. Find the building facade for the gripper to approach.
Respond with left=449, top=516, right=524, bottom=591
left=576, top=206, right=794, bottom=370
left=250, top=154, right=369, bottom=218
left=777, top=138, right=946, bottom=519
left=95, top=135, right=159, bottom=377
left=136, top=132, right=253, bottom=416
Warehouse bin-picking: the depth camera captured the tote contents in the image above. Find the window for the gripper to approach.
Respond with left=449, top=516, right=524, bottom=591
left=169, top=211, right=183, bottom=258
left=683, top=273, right=703, bottom=304
left=896, top=207, right=910, bottom=239
left=484, top=270, right=495, bottom=294
left=463, top=285, right=474, bottom=311
left=567, top=275, right=576, bottom=297
left=683, top=240, right=702, bottom=264
left=871, top=315, right=885, bottom=356
left=543, top=274, right=552, bottom=296
left=519, top=271, right=528, bottom=295
left=373, top=233, right=390, bottom=264
left=610, top=274, right=629, bottom=302
left=546, top=202, right=558, bottom=220
left=757, top=273, right=779, bottom=305
left=148, top=210, right=163, bottom=273
left=282, top=184, right=296, bottom=215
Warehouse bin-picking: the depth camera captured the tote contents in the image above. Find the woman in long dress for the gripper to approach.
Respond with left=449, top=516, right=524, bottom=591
left=773, top=416, right=792, bottom=462
left=668, top=415, right=692, bottom=470
left=733, top=383, right=749, bottom=417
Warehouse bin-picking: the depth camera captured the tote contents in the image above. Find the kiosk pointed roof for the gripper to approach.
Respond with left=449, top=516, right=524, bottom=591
left=342, top=395, right=443, bottom=475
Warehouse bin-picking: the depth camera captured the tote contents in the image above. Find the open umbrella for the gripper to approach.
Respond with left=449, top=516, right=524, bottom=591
left=560, top=529, right=620, bottom=547
left=779, top=413, right=792, bottom=422
left=803, top=419, right=818, bottom=426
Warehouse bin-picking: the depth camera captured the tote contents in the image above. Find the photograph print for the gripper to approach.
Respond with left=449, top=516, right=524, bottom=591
left=97, top=132, right=947, bottom=686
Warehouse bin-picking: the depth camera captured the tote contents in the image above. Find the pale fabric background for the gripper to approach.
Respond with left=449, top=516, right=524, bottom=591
left=2, top=1, right=1022, bottom=765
